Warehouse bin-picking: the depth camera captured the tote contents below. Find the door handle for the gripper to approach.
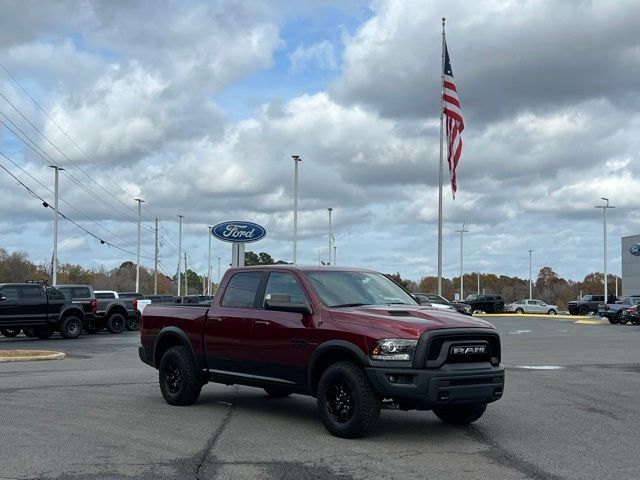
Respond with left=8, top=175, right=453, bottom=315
left=208, top=317, right=222, bottom=323
left=254, top=320, right=270, bottom=326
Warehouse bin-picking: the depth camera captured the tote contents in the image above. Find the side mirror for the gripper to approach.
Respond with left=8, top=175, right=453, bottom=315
left=0, top=293, right=6, bottom=301
left=264, top=294, right=312, bottom=315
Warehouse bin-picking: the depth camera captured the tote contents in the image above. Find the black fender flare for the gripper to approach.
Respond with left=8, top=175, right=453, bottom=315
left=59, top=306, right=84, bottom=321
left=307, top=340, right=369, bottom=396
left=153, top=326, right=199, bottom=370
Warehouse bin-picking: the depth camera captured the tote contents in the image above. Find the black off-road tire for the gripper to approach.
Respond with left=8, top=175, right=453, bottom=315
left=578, top=306, right=589, bottom=316
left=317, top=361, right=381, bottom=438
left=264, top=387, right=292, bottom=398
left=59, top=316, right=83, bottom=339
left=618, top=313, right=629, bottom=325
left=34, top=326, right=55, bottom=339
left=126, top=316, right=140, bottom=331
left=106, top=313, right=126, bottom=334
left=433, top=404, right=487, bottom=425
left=0, top=328, right=21, bottom=337
left=493, top=305, right=503, bottom=313
left=608, top=317, right=618, bottom=324
left=159, top=346, right=202, bottom=406
left=83, top=321, right=99, bottom=335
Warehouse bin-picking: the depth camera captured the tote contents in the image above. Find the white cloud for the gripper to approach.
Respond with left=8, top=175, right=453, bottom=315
left=289, top=40, right=338, bottom=73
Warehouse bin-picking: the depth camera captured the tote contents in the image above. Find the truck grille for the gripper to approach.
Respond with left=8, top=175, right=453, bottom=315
left=423, top=332, right=500, bottom=367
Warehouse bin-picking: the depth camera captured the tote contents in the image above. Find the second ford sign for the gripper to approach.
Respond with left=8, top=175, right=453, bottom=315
left=212, top=221, right=266, bottom=243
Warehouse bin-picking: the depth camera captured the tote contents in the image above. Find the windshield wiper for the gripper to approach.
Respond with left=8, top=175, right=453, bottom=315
left=330, top=303, right=369, bottom=308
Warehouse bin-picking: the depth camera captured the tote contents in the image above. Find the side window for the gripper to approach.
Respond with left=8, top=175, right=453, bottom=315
left=221, top=272, right=262, bottom=308
left=47, top=287, right=64, bottom=300
left=72, top=287, right=91, bottom=299
left=264, top=272, right=308, bottom=306
left=95, top=292, right=116, bottom=300
left=19, top=285, right=45, bottom=300
left=0, top=286, right=19, bottom=300
left=57, top=288, right=71, bottom=299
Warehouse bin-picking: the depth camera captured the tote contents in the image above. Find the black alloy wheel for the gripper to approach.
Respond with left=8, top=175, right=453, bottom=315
left=106, top=313, right=126, bottom=334
left=317, top=361, right=381, bottom=438
left=158, top=346, right=202, bottom=406
left=60, top=316, right=83, bottom=339
left=83, top=321, right=98, bottom=334
left=126, top=316, right=139, bottom=331
left=0, top=328, right=21, bottom=337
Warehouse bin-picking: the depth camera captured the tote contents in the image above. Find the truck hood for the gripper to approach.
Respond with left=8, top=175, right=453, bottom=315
left=328, top=305, right=494, bottom=338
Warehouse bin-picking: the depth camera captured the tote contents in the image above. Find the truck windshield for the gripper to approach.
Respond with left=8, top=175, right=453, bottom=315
left=304, top=271, right=417, bottom=308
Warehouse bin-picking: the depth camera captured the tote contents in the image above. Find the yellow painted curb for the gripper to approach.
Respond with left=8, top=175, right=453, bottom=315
left=573, top=319, right=610, bottom=325
left=0, top=350, right=66, bottom=363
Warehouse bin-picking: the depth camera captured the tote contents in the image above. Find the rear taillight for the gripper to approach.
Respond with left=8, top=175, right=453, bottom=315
left=133, top=298, right=138, bottom=311
left=90, top=299, right=97, bottom=314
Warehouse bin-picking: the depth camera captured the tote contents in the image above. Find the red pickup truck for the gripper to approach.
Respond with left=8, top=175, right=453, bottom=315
left=139, top=266, right=504, bottom=438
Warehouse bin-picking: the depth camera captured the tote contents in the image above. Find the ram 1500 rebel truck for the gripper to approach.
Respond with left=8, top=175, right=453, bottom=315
left=93, top=290, right=140, bottom=333
left=0, top=283, right=91, bottom=339
left=139, top=266, right=505, bottom=438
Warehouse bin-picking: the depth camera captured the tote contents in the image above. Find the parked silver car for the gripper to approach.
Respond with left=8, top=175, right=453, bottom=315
left=506, top=299, right=558, bottom=315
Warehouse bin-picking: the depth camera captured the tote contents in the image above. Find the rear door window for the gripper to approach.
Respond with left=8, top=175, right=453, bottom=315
left=0, top=285, right=19, bottom=300
left=221, top=272, right=262, bottom=308
left=19, top=285, right=45, bottom=300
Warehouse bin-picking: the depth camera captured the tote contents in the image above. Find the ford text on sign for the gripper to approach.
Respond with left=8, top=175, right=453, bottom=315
left=212, top=221, right=267, bottom=243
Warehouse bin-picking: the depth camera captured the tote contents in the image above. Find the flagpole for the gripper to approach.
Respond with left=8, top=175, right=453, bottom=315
left=437, top=17, right=446, bottom=296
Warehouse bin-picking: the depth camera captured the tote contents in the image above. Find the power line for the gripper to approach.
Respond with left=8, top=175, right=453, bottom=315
left=0, top=159, right=154, bottom=260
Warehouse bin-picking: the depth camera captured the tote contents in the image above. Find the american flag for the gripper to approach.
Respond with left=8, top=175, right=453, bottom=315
left=442, top=42, right=464, bottom=197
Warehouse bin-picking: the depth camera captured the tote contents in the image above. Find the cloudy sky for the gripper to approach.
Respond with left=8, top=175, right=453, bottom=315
left=0, top=0, right=639, bottom=285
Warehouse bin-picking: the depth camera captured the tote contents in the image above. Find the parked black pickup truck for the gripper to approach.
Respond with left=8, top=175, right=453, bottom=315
left=0, top=283, right=93, bottom=339
left=597, top=296, right=640, bottom=324
left=93, top=290, right=140, bottom=333
left=567, top=295, right=606, bottom=315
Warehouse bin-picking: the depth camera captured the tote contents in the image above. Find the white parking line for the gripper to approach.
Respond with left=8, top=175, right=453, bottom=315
left=513, top=365, right=564, bottom=370
left=508, top=330, right=532, bottom=335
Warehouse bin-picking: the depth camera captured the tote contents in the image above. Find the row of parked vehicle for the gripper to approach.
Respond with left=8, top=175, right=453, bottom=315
left=0, top=280, right=214, bottom=340
left=597, top=296, right=640, bottom=324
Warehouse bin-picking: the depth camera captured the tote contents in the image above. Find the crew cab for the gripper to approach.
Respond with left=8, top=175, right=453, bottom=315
left=0, top=282, right=91, bottom=339
left=598, top=296, right=640, bottom=324
left=139, top=266, right=504, bottom=438
left=93, top=290, right=141, bottom=333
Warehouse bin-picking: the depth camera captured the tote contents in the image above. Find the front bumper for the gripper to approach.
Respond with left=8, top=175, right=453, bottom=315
left=365, top=363, right=504, bottom=410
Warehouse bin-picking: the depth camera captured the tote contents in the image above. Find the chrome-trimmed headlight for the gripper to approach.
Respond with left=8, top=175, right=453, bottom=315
left=370, top=339, right=418, bottom=361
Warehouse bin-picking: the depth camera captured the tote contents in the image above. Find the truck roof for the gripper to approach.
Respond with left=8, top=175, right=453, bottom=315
left=226, top=265, right=376, bottom=273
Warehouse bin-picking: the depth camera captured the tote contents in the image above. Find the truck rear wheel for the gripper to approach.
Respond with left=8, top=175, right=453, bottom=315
left=159, top=346, right=202, bottom=406
left=83, top=321, right=98, bottom=334
left=0, top=328, right=21, bottom=337
left=126, top=316, right=139, bottom=331
left=59, top=316, right=83, bottom=339
left=617, top=313, right=629, bottom=325
left=433, top=404, right=486, bottom=425
left=317, top=361, right=381, bottom=438
left=106, top=313, right=126, bottom=334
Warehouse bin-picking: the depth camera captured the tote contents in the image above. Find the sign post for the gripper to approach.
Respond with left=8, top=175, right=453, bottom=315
left=211, top=221, right=267, bottom=268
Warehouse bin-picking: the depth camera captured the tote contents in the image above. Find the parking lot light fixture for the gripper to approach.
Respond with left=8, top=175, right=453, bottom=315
left=595, top=198, right=615, bottom=300
left=529, top=249, right=533, bottom=299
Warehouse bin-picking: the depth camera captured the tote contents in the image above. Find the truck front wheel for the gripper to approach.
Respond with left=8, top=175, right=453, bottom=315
left=0, top=328, right=21, bottom=337
left=106, top=313, right=126, bottom=334
left=433, top=404, right=486, bottom=425
left=159, top=346, right=202, bottom=406
left=578, top=306, right=589, bottom=315
left=59, top=316, right=83, bottom=339
left=317, top=361, right=381, bottom=438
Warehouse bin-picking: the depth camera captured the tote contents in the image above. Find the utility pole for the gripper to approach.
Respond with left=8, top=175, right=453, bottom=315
left=134, top=198, right=145, bottom=293
left=528, top=250, right=534, bottom=299
left=595, top=198, right=615, bottom=301
left=184, top=252, right=188, bottom=296
left=207, top=226, right=213, bottom=295
left=328, top=207, right=333, bottom=265
left=292, top=155, right=301, bottom=264
left=177, top=215, right=183, bottom=296
left=456, top=223, right=469, bottom=300
left=477, top=273, right=480, bottom=295
left=154, top=218, right=158, bottom=294
left=50, top=166, right=64, bottom=285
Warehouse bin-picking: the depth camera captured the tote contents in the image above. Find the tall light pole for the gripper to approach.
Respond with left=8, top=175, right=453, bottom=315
left=292, top=155, right=301, bottom=264
left=207, top=226, right=213, bottom=295
left=217, top=257, right=221, bottom=284
left=456, top=223, right=469, bottom=300
left=177, top=215, right=184, bottom=296
left=134, top=198, right=145, bottom=293
left=327, top=208, right=333, bottom=265
left=595, top=198, right=615, bottom=300
left=528, top=249, right=534, bottom=299
left=50, top=166, right=64, bottom=285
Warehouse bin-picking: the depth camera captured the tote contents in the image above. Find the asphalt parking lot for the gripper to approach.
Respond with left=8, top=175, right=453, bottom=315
left=1, top=316, right=639, bottom=480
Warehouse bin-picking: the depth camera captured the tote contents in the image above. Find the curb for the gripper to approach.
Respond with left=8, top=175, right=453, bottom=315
left=474, top=313, right=595, bottom=320
left=0, top=350, right=66, bottom=363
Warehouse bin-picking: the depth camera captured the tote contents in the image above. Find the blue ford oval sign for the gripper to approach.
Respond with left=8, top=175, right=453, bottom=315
left=630, top=243, right=640, bottom=256
left=212, top=221, right=266, bottom=243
